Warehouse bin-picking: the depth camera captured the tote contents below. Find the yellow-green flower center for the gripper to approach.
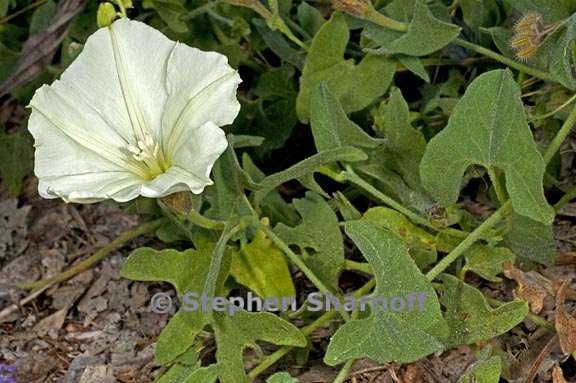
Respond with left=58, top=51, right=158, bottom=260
left=125, top=133, right=170, bottom=180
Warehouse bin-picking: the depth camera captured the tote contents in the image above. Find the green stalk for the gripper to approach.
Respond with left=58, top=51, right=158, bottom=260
left=425, top=201, right=511, bottom=281
left=358, top=9, right=556, bottom=83
left=543, top=102, right=576, bottom=164
left=333, top=360, right=355, bottom=383
left=247, top=279, right=375, bottom=380
left=453, top=38, right=556, bottom=82
left=343, top=168, right=467, bottom=238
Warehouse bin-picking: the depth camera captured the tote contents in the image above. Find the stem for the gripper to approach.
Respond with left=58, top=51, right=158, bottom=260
left=543, top=102, right=576, bottom=164
left=203, top=222, right=246, bottom=301
left=247, top=279, right=375, bottom=380
left=453, top=38, right=556, bottom=82
left=182, top=0, right=223, bottom=20
left=248, top=310, right=336, bottom=380
left=252, top=221, right=329, bottom=293
left=333, top=360, right=355, bottom=383
left=426, top=202, right=511, bottom=281
left=532, top=93, right=576, bottom=121
left=359, top=7, right=555, bottom=83
left=344, top=260, right=373, bottom=274
left=187, top=208, right=226, bottom=230
left=554, top=186, right=576, bottom=211
left=365, top=8, right=407, bottom=32
left=343, top=168, right=466, bottom=237
left=19, top=219, right=163, bottom=291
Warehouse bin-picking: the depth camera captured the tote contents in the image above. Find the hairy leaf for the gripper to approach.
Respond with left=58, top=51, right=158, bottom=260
left=296, top=11, right=395, bottom=122
left=363, top=0, right=460, bottom=56
left=420, top=69, right=554, bottom=224
left=230, top=226, right=296, bottom=298
left=122, top=245, right=305, bottom=382
left=463, top=246, right=516, bottom=282
left=503, top=213, right=555, bottom=266
left=324, top=220, right=448, bottom=365
left=458, top=347, right=502, bottom=383
left=0, top=129, right=33, bottom=196
left=275, top=192, right=345, bottom=289
left=438, top=274, right=528, bottom=347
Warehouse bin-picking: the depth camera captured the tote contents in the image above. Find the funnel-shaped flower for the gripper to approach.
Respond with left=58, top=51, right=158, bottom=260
left=28, top=18, right=241, bottom=203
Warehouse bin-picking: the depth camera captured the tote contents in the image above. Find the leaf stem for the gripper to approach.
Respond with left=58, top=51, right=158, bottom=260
left=203, top=221, right=247, bottom=301
left=333, top=360, right=356, bottom=383
left=344, top=260, right=373, bottom=274
left=360, top=9, right=556, bottom=82
left=182, top=0, right=224, bottom=20
left=532, top=93, right=576, bottom=121
left=247, top=279, right=375, bottom=380
left=425, top=202, right=511, bottom=281
left=343, top=168, right=467, bottom=238
left=252, top=221, right=329, bottom=293
left=18, top=219, right=163, bottom=291
left=453, top=38, right=556, bottom=82
left=543, top=101, right=576, bottom=164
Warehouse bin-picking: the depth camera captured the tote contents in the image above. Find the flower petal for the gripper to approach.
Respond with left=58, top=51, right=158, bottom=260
left=29, top=111, right=143, bottom=203
left=161, top=43, right=241, bottom=158
left=141, top=121, right=228, bottom=197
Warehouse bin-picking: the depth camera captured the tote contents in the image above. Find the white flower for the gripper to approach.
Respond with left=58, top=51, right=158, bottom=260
left=27, top=18, right=241, bottom=203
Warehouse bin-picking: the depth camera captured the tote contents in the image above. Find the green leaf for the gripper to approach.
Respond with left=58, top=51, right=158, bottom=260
left=0, top=129, right=33, bottom=196
left=548, top=15, right=576, bottom=90
left=254, top=146, right=368, bottom=205
left=121, top=246, right=217, bottom=363
left=363, top=0, right=461, bottom=57
left=458, top=347, right=501, bottom=383
left=241, top=154, right=300, bottom=226
left=253, top=19, right=305, bottom=69
left=438, top=274, right=528, bottom=347
left=121, top=246, right=306, bottom=382
left=29, top=0, right=56, bottom=35
left=460, top=0, right=499, bottom=29
left=158, top=363, right=220, bottom=383
left=420, top=69, right=554, bottom=224
left=463, top=246, right=516, bottom=282
left=503, top=213, right=555, bottom=266
left=267, top=372, right=298, bottom=383
left=230, top=226, right=296, bottom=298
left=505, top=0, right=571, bottom=23
left=143, top=0, right=188, bottom=33
left=297, top=2, right=325, bottom=37
left=275, top=192, right=345, bottom=289
left=215, top=311, right=306, bottom=383
left=310, top=82, right=381, bottom=152
left=324, top=220, right=448, bottom=365
left=397, top=55, right=430, bottom=82
left=296, top=11, right=395, bottom=122
left=363, top=207, right=447, bottom=268
left=375, top=87, right=428, bottom=193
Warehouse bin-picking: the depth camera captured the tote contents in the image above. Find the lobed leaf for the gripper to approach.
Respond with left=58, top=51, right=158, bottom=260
left=296, top=11, right=395, bottom=122
left=324, top=220, right=448, bottom=365
left=420, top=69, right=554, bottom=224
left=438, top=274, right=528, bottom=347
left=275, top=192, right=345, bottom=289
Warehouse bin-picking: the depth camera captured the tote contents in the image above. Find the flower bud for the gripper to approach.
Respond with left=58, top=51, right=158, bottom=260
left=331, top=0, right=373, bottom=19
left=510, top=11, right=543, bottom=61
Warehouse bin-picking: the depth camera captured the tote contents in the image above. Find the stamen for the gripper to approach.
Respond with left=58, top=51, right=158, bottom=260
left=124, top=133, right=169, bottom=179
